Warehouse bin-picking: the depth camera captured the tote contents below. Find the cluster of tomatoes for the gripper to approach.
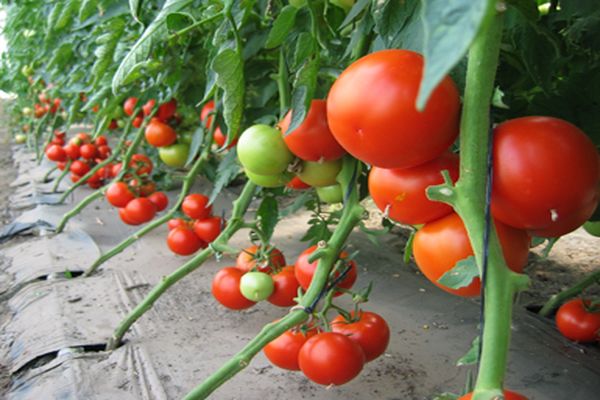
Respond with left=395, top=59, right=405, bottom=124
left=166, top=193, right=222, bottom=255
left=32, top=92, right=61, bottom=118
left=44, top=132, right=114, bottom=189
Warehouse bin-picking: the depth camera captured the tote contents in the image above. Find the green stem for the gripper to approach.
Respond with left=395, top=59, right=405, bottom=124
left=105, top=181, right=257, bottom=350
left=55, top=190, right=104, bottom=233
left=51, top=160, right=72, bottom=193
left=168, top=13, right=222, bottom=40
left=539, top=269, right=600, bottom=317
left=277, top=49, right=290, bottom=118
left=43, top=165, right=58, bottom=182
left=33, top=113, right=50, bottom=162
left=183, top=182, right=364, bottom=399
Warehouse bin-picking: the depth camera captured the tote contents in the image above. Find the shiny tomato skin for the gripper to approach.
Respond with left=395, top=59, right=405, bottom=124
left=286, top=176, right=311, bottom=190
left=119, top=207, right=142, bottom=225
left=263, top=328, right=318, bottom=370
left=298, top=332, right=365, bottom=385
left=181, top=193, right=212, bottom=220
left=106, top=182, right=135, bottom=208
left=148, top=191, right=169, bottom=212
left=331, top=311, right=390, bottom=362
left=492, top=117, right=600, bottom=237
left=369, top=152, right=459, bottom=225
left=124, top=197, right=156, bottom=224
left=327, top=49, right=460, bottom=169
left=63, top=143, right=80, bottom=160
left=239, top=271, right=274, bottom=302
left=211, top=267, right=256, bottom=310
left=412, top=213, right=530, bottom=297
left=316, top=184, right=344, bottom=204
left=458, top=390, right=527, bottom=400
left=167, top=226, right=204, bottom=255
left=70, top=160, right=91, bottom=176
left=145, top=118, right=177, bottom=147
left=123, top=97, right=138, bottom=116
left=79, top=143, right=98, bottom=160
left=267, top=266, right=300, bottom=307
left=279, top=99, right=345, bottom=161
left=192, top=216, right=222, bottom=243
left=158, top=143, right=190, bottom=168
left=294, top=245, right=357, bottom=295
left=237, top=124, right=294, bottom=175
left=297, top=159, right=342, bottom=188
left=167, top=217, right=188, bottom=231
left=45, top=144, right=67, bottom=162
left=236, top=245, right=286, bottom=273
left=555, top=298, right=600, bottom=342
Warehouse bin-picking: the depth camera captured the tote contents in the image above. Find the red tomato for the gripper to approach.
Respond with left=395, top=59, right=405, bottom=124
left=368, top=152, right=459, bottom=225
left=331, top=311, right=390, bottom=362
left=157, top=99, right=177, bottom=121
left=298, top=332, right=365, bottom=385
left=106, top=182, right=135, bottom=208
left=458, top=390, right=527, bottom=400
left=263, top=327, right=319, bottom=370
left=50, top=137, right=65, bottom=146
left=45, top=144, right=67, bottom=162
left=132, top=114, right=144, bottom=128
left=167, top=218, right=188, bottom=231
left=136, top=180, right=156, bottom=197
left=108, top=119, right=118, bottom=130
left=211, top=267, right=256, bottom=310
left=181, top=193, right=212, bottom=219
left=123, top=97, right=138, bottom=116
left=294, top=245, right=357, bottom=296
left=95, top=135, right=108, bottom=146
left=70, top=160, right=91, bottom=176
left=97, top=145, right=112, bottom=159
left=118, top=207, right=141, bottom=225
left=192, top=216, right=222, bottom=243
left=76, top=133, right=91, bottom=143
left=213, top=127, right=237, bottom=149
left=142, top=99, right=156, bottom=116
left=148, top=191, right=169, bottom=212
left=267, top=266, right=300, bottom=307
left=167, top=226, right=204, bottom=255
left=200, top=100, right=216, bottom=127
left=236, top=245, right=286, bottom=273
left=327, top=49, right=460, bottom=169
left=70, top=174, right=81, bottom=183
left=129, top=154, right=153, bottom=175
left=555, top=298, right=600, bottom=342
left=286, top=176, right=311, bottom=190
left=279, top=99, right=345, bottom=161
left=63, top=143, right=80, bottom=160
left=88, top=180, right=102, bottom=189
left=412, top=213, right=530, bottom=297
left=145, top=118, right=177, bottom=147
left=124, top=197, right=156, bottom=224
left=57, top=161, right=67, bottom=171
left=79, top=143, right=98, bottom=160
left=492, top=116, right=600, bottom=237
left=111, top=163, right=122, bottom=178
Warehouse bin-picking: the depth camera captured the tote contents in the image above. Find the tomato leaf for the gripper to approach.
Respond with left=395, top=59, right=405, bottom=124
left=292, top=32, right=316, bottom=70
left=130, top=0, right=143, bottom=23
left=265, top=5, right=298, bottom=49
left=286, top=57, right=319, bottom=135
left=166, top=12, right=196, bottom=31
left=92, top=18, right=126, bottom=88
left=437, top=256, right=479, bottom=289
left=185, top=126, right=205, bottom=167
left=457, top=335, right=480, bottom=366
left=211, top=48, right=245, bottom=141
left=416, top=0, right=487, bottom=110
left=79, top=0, right=98, bottom=22
left=372, top=0, right=421, bottom=50
left=257, top=195, right=279, bottom=241
left=208, top=150, right=240, bottom=205
left=340, top=0, right=370, bottom=28
left=55, top=0, right=81, bottom=31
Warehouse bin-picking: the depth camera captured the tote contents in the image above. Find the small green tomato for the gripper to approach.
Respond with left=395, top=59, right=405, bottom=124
left=316, top=184, right=344, bottom=204
left=297, top=159, right=342, bottom=187
left=239, top=271, right=274, bottom=302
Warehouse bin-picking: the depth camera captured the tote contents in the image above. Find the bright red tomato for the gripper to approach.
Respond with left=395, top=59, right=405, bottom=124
left=369, top=151, right=459, bottom=225
left=145, top=118, right=177, bottom=147
left=294, top=245, right=357, bottom=296
left=70, top=173, right=81, bottom=183
left=286, top=176, right=311, bottom=190
left=236, top=245, right=286, bottom=273
left=106, top=182, right=135, bottom=208
left=263, top=327, right=319, bottom=370
left=555, top=298, right=600, bottom=342
left=458, top=390, right=527, bottom=400
left=118, top=207, right=141, bottom=225
left=298, top=332, right=365, bottom=385
left=129, top=154, right=153, bottom=175
left=124, top=197, right=156, bottom=224
left=45, top=144, right=67, bottom=162
left=94, top=135, right=108, bottom=146
left=200, top=100, right=216, bottom=126
left=142, top=99, right=156, bottom=116
left=330, top=311, right=390, bottom=362
left=97, top=145, right=112, bottom=159
left=492, top=116, right=600, bottom=237
left=123, top=97, right=138, bottom=116
left=167, top=217, right=188, bottom=231
left=63, top=143, right=80, bottom=160
left=267, top=266, right=300, bottom=307
left=157, top=99, right=177, bottom=121
left=167, top=226, right=204, bottom=255
left=279, top=99, right=345, bottom=161
left=412, top=213, right=530, bottom=297
left=192, top=216, right=222, bottom=243
left=148, top=191, right=169, bottom=212
left=79, top=143, right=98, bottom=160
left=70, top=160, right=91, bottom=176
left=181, top=193, right=212, bottom=219
left=213, top=127, right=237, bottom=149
left=327, top=49, right=460, bottom=169
left=211, top=267, right=256, bottom=310
left=132, top=114, right=144, bottom=128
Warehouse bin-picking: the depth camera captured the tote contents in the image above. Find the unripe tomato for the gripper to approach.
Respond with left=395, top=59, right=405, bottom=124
left=327, top=49, right=460, bottom=169
left=158, top=143, right=189, bottom=167
left=145, top=118, right=177, bottom=147
left=245, top=170, right=292, bottom=188
left=458, top=390, right=527, bottom=400
left=412, top=213, right=530, bottom=297
left=236, top=245, right=286, bottom=273
left=192, top=216, right=222, bottom=243
left=279, top=99, right=345, bottom=161
left=212, top=267, right=256, bottom=310
left=15, top=134, right=27, bottom=144
left=45, top=144, right=67, bottom=162
left=123, top=97, right=138, bottom=116
left=79, top=143, right=98, bottom=160
left=294, top=245, right=357, bottom=295
left=263, top=327, right=318, bottom=370
left=124, top=197, right=156, bottom=224
left=148, top=191, right=169, bottom=212
left=555, top=298, right=600, bottom=342
left=297, top=159, right=342, bottom=187
left=106, top=182, right=135, bottom=208
left=181, top=194, right=212, bottom=219
left=267, top=266, right=300, bottom=307
left=239, top=271, right=274, bottom=302
left=316, top=184, right=343, bottom=204
left=167, top=226, right=204, bottom=255
left=237, top=124, right=294, bottom=175
left=369, top=151, right=460, bottom=225
left=331, top=311, right=390, bottom=362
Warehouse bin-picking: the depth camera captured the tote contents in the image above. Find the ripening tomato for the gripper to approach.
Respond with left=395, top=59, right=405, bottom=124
left=294, top=245, right=357, bottom=295
left=167, top=218, right=188, bottom=231
left=298, top=332, right=365, bottom=385
left=211, top=267, right=256, bottom=310
left=79, top=143, right=98, bottom=160
left=297, top=159, right=342, bottom=188
left=236, top=245, right=286, bottom=273
left=106, top=182, right=135, bottom=208
left=167, top=226, right=204, bottom=255
left=192, top=216, right=222, bottom=243
left=267, top=266, right=300, bottom=307
left=492, top=116, right=600, bottom=237
left=148, top=191, right=169, bottom=212
left=237, top=124, right=294, bottom=175
left=369, top=151, right=459, bottom=225
left=145, top=118, right=177, bottom=147
left=279, top=99, right=345, bottom=161
left=45, top=144, right=67, bottom=162
left=123, top=97, right=138, bottom=116
left=63, top=143, right=80, bottom=160
left=245, top=170, right=293, bottom=188
left=327, top=49, right=460, bottom=169
left=124, top=197, right=156, bottom=224
left=555, top=298, right=600, bottom=342
left=181, top=193, right=212, bottom=219
left=412, top=213, right=530, bottom=297
left=263, top=327, right=319, bottom=370
left=70, top=160, right=91, bottom=176
left=330, top=311, right=390, bottom=362
left=76, top=133, right=91, bottom=143
left=458, top=390, right=527, bottom=400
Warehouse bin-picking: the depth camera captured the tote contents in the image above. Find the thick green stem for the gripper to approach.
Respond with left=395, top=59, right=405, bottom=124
left=43, top=165, right=58, bottom=182
left=105, top=181, right=257, bottom=350
left=539, top=269, right=600, bottom=317
left=277, top=49, right=290, bottom=117
left=183, top=183, right=364, bottom=399
left=55, top=190, right=104, bottom=233
left=51, top=160, right=72, bottom=193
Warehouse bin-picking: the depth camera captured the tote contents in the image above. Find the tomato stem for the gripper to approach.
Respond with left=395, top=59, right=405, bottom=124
left=539, top=269, right=600, bottom=317
left=51, top=159, right=72, bottom=193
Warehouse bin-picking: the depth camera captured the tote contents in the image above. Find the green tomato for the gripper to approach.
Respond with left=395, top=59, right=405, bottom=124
left=21, top=65, right=34, bottom=77
left=316, top=184, right=344, bottom=204
left=159, top=143, right=190, bottom=168
left=583, top=221, right=600, bottom=237
left=237, top=124, right=293, bottom=175
left=239, top=271, right=274, bottom=302
left=14, top=134, right=27, bottom=144
left=297, top=159, right=342, bottom=187
left=245, top=170, right=292, bottom=188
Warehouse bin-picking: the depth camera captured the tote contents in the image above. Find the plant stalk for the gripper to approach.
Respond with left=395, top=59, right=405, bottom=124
left=539, top=269, right=600, bottom=317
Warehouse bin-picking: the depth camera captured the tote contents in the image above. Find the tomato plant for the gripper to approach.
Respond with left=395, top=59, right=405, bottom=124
left=330, top=311, right=390, bottom=362
left=555, top=298, right=600, bottom=342
left=212, top=267, right=255, bottom=310
left=458, top=390, right=527, bottom=400
left=123, top=198, right=156, bottom=225
left=296, top=159, right=342, bottom=188
left=294, top=245, right=357, bottom=295
left=167, top=226, right=204, bottom=256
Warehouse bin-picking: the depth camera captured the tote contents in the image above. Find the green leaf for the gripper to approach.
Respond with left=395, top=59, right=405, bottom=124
left=112, top=0, right=194, bottom=92
left=437, top=256, right=479, bottom=289
left=457, top=336, right=480, bottom=366
left=46, top=43, right=74, bottom=71
left=292, top=32, right=316, bottom=70
left=211, top=48, right=245, bottom=139
left=403, top=229, right=415, bottom=264
left=185, top=127, right=205, bottom=167
left=372, top=0, right=420, bottom=49
left=166, top=12, right=196, bottom=31
left=130, top=0, right=143, bottom=23
left=286, top=57, right=319, bottom=134
left=56, top=0, right=81, bottom=31
left=340, top=0, right=370, bottom=28
left=92, top=19, right=126, bottom=88
left=416, top=0, right=487, bottom=110
left=79, top=0, right=98, bottom=21
left=257, top=195, right=279, bottom=241
left=280, top=191, right=312, bottom=217
left=208, top=150, right=240, bottom=205
left=265, top=5, right=298, bottom=49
